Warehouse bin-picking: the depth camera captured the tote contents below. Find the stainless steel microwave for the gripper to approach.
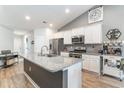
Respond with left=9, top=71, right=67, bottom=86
left=72, top=35, right=84, bottom=44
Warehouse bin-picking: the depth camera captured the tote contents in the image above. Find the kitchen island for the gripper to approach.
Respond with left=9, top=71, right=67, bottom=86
left=20, top=52, right=82, bottom=88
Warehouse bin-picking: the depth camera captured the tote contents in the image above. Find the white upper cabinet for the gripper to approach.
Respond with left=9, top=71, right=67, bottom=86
left=72, top=27, right=84, bottom=36
left=63, top=30, right=72, bottom=44
left=84, top=27, right=93, bottom=44
left=53, top=23, right=102, bottom=44
left=52, top=30, right=72, bottom=44
left=92, top=25, right=102, bottom=43
left=84, top=23, right=102, bottom=44
left=53, top=31, right=64, bottom=39
left=58, top=31, right=64, bottom=38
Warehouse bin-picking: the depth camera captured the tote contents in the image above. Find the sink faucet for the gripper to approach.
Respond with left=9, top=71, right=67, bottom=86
left=41, top=45, right=49, bottom=55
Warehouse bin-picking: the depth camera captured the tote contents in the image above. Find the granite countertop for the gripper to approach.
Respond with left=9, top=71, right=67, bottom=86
left=61, top=51, right=123, bottom=57
left=19, top=52, right=83, bottom=73
left=102, top=54, right=124, bottom=58
left=61, top=51, right=101, bottom=56
left=82, top=53, right=124, bottom=57
left=82, top=52, right=101, bottom=56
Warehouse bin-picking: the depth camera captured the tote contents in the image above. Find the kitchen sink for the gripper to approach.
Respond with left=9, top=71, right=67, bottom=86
left=43, top=54, right=57, bottom=57
left=38, top=53, right=57, bottom=57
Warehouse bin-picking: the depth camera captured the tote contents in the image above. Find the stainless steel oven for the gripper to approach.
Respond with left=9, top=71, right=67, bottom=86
left=69, top=47, right=86, bottom=58
left=72, top=35, right=84, bottom=44
left=69, top=53, right=82, bottom=58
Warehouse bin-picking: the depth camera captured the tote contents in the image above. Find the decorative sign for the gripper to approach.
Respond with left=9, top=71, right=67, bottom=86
left=106, top=28, right=121, bottom=40
left=88, top=6, right=103, bottom=24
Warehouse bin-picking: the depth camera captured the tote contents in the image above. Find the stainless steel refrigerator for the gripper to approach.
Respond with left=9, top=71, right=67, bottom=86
left=49, top=38, right=64, bottom=55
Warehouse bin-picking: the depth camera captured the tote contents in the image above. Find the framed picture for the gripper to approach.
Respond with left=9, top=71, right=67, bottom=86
left=88, top=6, right=103, bottom=24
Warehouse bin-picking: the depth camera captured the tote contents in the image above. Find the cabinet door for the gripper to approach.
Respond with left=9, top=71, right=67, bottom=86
left=59, top=32, right=64, bottom=38
left=84, top=23, right=102, bottom=44
left=83, top=59, right=90, bottom=70
left=82, top=55, right=100, bottom=74
left=89, top=55, right=100, bottom=73
left=92, top=24, right=102, bottom=43
left=90, top=59, right=100, bottom=73
left=53, top=33, right=58, bottom=38
left=54, top=32, right=64, bottom=39
left=82, top=55, right=90, bottom=70
left=63, top=30, right=72, bottom=44
left=84, top=28, right=92, bottom=44
left=72, top=27, right=84, bottom=36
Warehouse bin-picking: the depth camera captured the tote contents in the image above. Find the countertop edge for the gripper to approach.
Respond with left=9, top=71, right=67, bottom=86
left=19, top=54, right=82, bottom=73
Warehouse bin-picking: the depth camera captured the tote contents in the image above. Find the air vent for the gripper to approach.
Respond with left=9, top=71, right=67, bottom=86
left=42, top=21, right=47, bottom=24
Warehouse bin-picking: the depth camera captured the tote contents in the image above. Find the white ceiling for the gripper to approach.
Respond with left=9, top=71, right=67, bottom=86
left=0, top=5, right=94, bottom=31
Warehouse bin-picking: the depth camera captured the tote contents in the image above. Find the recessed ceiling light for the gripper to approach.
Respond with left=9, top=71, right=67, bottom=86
left=25, top=16, right=31, bottom=20
left=49, top=24, right=53, bottom=27
left=65, top=8, right=70, bottom=14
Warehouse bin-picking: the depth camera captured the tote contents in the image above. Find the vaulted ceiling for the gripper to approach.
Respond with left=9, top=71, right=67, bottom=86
left=0, top=5, right=94, bottom=31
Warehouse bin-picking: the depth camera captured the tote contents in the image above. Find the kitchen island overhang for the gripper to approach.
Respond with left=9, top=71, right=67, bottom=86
left=20, top=53, right=83, bottom=88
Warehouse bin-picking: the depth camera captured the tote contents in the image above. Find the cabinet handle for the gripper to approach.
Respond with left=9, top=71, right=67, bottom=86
left=29, top=66, right=31, bottom=71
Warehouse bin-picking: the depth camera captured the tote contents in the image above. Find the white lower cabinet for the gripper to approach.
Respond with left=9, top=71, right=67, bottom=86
left=82, top=54, right=100, bottom=74
left=90, top=58, right=100, bottom=73
left=83, top=58, right=90, bottom=70
left=60, top=52, right=69, bottom=57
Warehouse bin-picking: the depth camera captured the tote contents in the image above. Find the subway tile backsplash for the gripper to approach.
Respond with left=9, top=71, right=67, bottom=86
left=86, top=44, right=103, bottom=53
left=64, top=44, right=103, bottom=53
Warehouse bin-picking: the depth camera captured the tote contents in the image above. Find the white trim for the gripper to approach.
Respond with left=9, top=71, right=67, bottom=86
left=63, top=62, right=82, bottom=88
left=24, top=72, right=40, bottom=88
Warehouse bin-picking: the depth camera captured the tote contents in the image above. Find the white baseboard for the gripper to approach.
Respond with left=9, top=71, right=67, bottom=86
left=24, top=72, right=40, bottom=88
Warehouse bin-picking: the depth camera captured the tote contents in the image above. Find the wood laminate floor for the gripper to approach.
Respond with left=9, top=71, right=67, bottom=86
left=0, top=61, right=34, bottom=88
left=0, top=61, right=124, bottom=88
left=82, top=70, right=124, bottom=88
